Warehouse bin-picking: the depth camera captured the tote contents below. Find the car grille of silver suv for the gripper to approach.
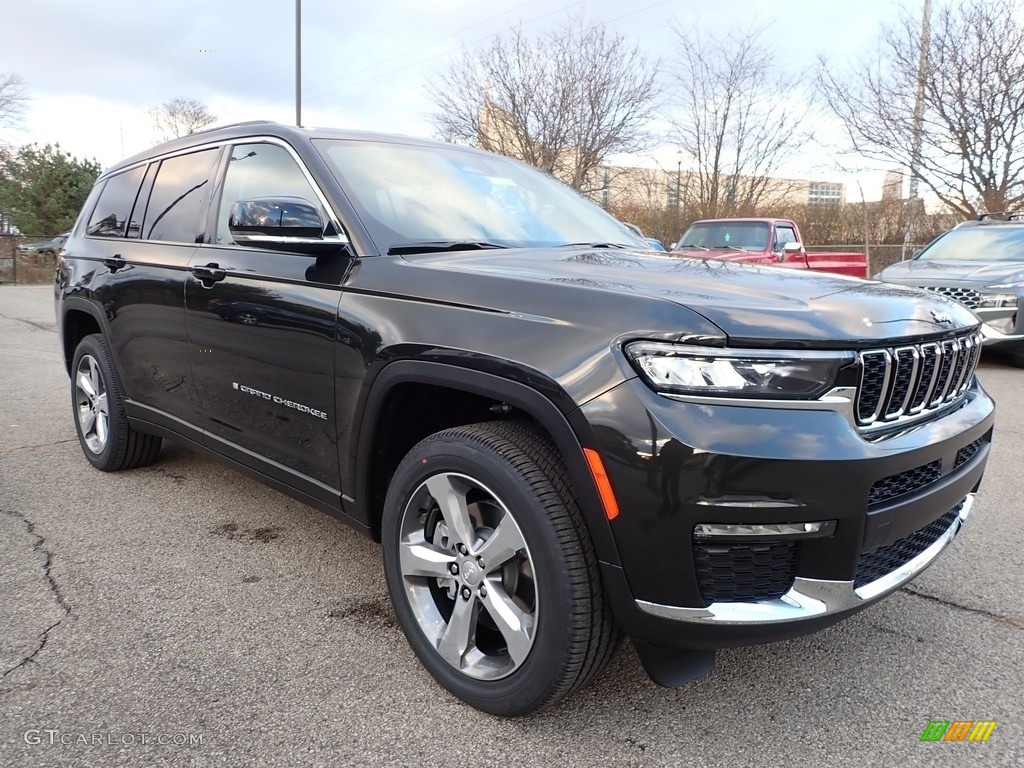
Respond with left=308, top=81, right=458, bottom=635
left=916, top=285, right=983, bottom=309
left=855, top=331, right=982, bottom=428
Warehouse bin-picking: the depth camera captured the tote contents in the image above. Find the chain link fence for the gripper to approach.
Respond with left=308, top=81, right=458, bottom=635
left=0, top=234, right=64, bottom=284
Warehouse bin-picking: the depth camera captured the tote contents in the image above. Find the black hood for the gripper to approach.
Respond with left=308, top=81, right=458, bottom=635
left=400, top=248, right=978, bottom=347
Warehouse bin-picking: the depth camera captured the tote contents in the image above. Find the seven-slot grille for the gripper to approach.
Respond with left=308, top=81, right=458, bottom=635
left=915, top=286, right=982, bottom=309
left=855, top=331, right=982, bottom=427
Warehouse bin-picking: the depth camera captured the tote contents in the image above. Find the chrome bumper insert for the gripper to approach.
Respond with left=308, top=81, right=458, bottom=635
left=635, top=494, right=974, bottom=625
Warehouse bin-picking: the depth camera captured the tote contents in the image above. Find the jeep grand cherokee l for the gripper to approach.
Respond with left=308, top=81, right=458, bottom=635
left=55, top=122, right=994, bottom=716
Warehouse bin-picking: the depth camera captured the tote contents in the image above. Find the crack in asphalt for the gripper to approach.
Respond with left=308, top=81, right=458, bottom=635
left=900, top=586, right=1024, bottom=630
left=0, top=438, right=77, bottom=456
left=0, top=509, right=71, bottom=681
left=0, top=311, right=55, bottom=333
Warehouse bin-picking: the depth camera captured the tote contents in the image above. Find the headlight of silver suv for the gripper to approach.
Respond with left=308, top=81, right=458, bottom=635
left=625, top=342, right=854, bottom=399
left=977, top=291, right=1018, bottom=308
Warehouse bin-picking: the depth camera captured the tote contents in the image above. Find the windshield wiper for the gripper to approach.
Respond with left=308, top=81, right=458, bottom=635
left=676, top=244, right=709, bottom=251
left=556, top=242, right=630, bottom=249
left=388, top=240, right=510, bottom=255
left=713, top=245, right=747, bottom=251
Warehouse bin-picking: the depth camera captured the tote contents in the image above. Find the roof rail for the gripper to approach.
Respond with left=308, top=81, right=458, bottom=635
left=977, top=211, right=1023, bottom=221
left=187, top=119, right=280, bottom=137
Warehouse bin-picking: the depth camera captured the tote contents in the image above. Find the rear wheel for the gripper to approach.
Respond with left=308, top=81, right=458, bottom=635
left=71, top=334, right=162, bottom=471
left=382, top=421, right=619, bottom=715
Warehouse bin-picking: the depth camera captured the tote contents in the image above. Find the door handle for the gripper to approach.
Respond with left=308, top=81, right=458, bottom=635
left=190, top=263, right=227, bottom=284
left=103, top=254, right=126, bottom=271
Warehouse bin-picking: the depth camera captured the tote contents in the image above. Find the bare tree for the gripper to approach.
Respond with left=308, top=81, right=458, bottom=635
left=428, top=18, right=659, bottom=194
left=667, top=25, right=812, bottom=219
left=149, top=97, right=216, bottom=142
left=819, top=0, right=1024, bottom=217
left=0, top=73, right=27, bottom=129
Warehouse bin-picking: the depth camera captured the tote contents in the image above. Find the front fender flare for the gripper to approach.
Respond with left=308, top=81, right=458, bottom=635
left=352, top=359, right=622, bottom=566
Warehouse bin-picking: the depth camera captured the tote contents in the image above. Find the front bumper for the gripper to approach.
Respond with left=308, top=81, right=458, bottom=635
left=978, top=316, right=1024, bottom=345
left=635, top=493, right=972, bottom=625
left=581, top=375, right=994, bottom=649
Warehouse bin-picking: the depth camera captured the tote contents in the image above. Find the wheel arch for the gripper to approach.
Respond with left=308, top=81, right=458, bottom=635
left=352, top=360, right=622, bottom=566
left=59, top=297, right=109, bottom=375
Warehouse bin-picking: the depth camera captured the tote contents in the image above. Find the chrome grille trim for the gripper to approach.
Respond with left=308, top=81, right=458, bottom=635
left=856, top=350, right=891, bottom=424
left=855, top=331, right=982, bottom=430
left=907, top=343, right=940, bottom=414
left=916, top=286, right=983, bottom=309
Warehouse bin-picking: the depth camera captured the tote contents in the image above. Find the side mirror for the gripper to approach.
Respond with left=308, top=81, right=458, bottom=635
left=669, top=242, right=678, bottom=251
left=779, top=241, right=802, bottom=260
left=229, top=197, right=349, bottom=254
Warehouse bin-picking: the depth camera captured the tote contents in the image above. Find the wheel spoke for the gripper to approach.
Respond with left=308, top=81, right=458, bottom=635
left=89, top=358, right=102, bottom=397
left=95, top=411, right=109, bottom=445
left=425, top=474, right=476, bottom=549
left=399, top=539, right=455, bottom=579
left=77, top=370, right=96, bottom=399
left=79, top=405, right=96, bottom=434
left=475, top=516, right=526, bottom=573
left=481, top=585, right=534, bottom=665
left=437, top=594, right=478, bottom=668
left=95, top=393, right=108, bottom=416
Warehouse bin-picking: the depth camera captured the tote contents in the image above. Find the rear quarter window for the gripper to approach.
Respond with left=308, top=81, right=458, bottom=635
left=86, top=166, right=147, bottom=238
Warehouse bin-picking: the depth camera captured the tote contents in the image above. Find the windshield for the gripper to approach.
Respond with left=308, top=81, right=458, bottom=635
left=677, top=221, right=770, bottom=251
left=313, top=139, right=646, bottom=253
left=917, top=226, right=1024, bottom=262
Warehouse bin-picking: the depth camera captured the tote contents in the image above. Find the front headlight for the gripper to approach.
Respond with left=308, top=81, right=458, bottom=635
left=625, top=342, right=854, bottom=399
left=977, top=292, right=1018, bottom=308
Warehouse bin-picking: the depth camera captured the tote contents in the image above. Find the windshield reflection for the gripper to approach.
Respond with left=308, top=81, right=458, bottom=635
left=918, top=228, right=1024, bottom=262
left=313, top=139, right=646, bottom=254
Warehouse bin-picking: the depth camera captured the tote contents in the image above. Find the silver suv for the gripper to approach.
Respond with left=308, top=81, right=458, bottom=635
left=877, top=216, right=1024, bottom=366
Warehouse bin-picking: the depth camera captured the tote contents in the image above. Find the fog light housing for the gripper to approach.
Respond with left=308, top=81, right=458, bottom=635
left=693, top=520, right=837, bottom=541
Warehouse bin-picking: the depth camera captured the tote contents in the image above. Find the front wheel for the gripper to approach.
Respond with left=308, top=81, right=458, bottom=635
left=382, top=421, right=619, bottom=716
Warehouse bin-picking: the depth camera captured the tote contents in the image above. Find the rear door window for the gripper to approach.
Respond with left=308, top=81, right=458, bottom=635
left=86, top=166, right=147, bottom=238
left=143, top=148, right=220, bottom=244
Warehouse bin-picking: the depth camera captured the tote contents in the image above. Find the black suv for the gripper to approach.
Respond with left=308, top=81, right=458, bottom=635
left=55, top=122, right=994, bottom=715
left=877, top=215, right=1024, bottom=366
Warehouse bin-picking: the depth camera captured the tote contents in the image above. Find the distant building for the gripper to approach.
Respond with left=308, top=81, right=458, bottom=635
left=584, top=164, right=846, bottom=211
left=808, top=181, right=844, bottom=206
left=882, top=170, right=905, bottom=201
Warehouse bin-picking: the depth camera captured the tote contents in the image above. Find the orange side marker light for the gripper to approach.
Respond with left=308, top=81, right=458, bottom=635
left=583, top=448, right=620, bottom=520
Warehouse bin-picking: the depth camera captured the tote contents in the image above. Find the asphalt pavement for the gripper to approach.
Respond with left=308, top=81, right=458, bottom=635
left=1, top=284, right=1021, bottom=767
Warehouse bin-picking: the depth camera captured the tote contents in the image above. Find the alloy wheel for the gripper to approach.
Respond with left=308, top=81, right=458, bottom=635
left=397, top=471, right=537, bottom=680
left=75, top=354, right=110, bottom=454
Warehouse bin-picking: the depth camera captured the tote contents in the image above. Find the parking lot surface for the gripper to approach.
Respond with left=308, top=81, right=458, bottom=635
left=1, top=284, right=1022, bottom=767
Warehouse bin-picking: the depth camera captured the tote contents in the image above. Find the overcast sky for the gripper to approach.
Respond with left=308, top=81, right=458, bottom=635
left=3, top=0, right=912, bottom=198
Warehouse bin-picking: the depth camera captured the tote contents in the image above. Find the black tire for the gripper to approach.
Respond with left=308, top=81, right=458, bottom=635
left=70, top=334, right=162, bottom=471
left=382, top=420, right=620, bottom=716
left=1010, top=344, right=1024, bottom=369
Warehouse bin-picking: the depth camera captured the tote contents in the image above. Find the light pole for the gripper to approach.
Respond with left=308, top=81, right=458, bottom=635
left=295, top=0, right=302, bottom=126
left=675, top=154, right=683, bottom=214
left=674, top=151, right=684, bottom=245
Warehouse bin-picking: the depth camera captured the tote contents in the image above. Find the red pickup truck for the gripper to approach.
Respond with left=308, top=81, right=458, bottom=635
left=670, top=218, right=868, bottom=278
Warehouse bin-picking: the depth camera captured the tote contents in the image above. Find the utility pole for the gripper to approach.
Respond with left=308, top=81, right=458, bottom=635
left=295, top=0, right=302, bottom=126
left=903, top=0, right=931, bottom=259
